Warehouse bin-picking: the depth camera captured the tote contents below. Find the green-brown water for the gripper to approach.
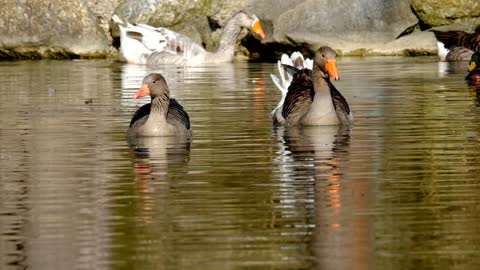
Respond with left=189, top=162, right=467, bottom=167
left=1, top=58, right=480, bottom=270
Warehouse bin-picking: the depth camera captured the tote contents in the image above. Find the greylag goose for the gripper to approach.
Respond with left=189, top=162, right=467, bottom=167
left=113, top=11, right=265, bottom=65
left=272, top=47, right=353, bottom=127
left=128, top=73, right=191, bottom=137
left=466, top=52, right=480, bottom=85
left=430, top=26, right=480, bottom=61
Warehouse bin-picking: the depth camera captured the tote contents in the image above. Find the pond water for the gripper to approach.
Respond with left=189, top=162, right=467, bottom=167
left=1, top=57, right=480, bottom=270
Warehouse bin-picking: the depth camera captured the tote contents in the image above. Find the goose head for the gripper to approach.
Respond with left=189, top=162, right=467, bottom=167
left=314, top=46, right=339, bottom=81
left=133, top=73, right=169, bottom=99
left=234, top=11, right=265, bottom=39
left=468, top=52, right=480, bottom=73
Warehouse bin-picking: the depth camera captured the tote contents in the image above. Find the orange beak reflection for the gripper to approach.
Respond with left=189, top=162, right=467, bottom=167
left=133, top=84, right=150, bottom=99
left=251, top=18, right=265, bottom=39
left=325, top=59, right=339, bottom=80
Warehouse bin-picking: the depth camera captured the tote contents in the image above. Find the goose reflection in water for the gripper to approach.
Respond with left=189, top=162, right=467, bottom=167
left=275, top=125, right=368, bottom=269
left=128, top=136, right=191, bottom=222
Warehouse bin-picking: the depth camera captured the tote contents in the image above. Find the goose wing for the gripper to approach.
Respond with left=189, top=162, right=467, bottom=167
left=328, top=81, right=351, bottom=124
left=431, top=30, right=480, bottom=52
left=129, top=103, right=151, bottom=127
left=167, top=98, right=191, bottom=130
left=282, top=69, right=315, bottom=126
left=445, top=46, right=474, bottom=61
left=113, top=15, right=206, bottom=64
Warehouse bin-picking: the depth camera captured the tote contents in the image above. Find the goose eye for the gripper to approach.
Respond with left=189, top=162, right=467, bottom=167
left=321, top=54, right=325, bottom=58
left=152, top=80, right=156, bottom=84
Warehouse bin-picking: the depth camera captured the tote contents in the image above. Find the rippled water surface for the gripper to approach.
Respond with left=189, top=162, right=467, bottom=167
left=1, top=58, right=480, bottom=270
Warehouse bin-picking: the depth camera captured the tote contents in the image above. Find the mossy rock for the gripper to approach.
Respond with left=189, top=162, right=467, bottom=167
left=411, top=0, right=480, bottom=26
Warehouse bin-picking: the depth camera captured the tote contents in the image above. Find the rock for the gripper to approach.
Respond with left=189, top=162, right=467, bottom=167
left=0, top=0, right=110, bottom=59
left=249, top=0, right=435, bottom=57
left=411, top=0, right=480, bottom=27
left=86, top=0, right=121, bottom=44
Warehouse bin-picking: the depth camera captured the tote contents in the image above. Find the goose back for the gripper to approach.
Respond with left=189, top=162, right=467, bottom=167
left=431, top=29, right=480, bottom=53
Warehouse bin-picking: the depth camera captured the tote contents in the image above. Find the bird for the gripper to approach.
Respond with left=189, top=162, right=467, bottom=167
left=112, top=11, right=265, bottom=65
left=272, top=47, right=353, bottom=127
left=270, top=51, right=313, bottom=115
left=128, top=73, right=191, bottom=137
left=466, top=52, right=480, bottom=85
left=430, top=26, right=480, bottom=61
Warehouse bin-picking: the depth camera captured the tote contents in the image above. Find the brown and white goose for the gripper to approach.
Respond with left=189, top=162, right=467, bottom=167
left=272, top=47, right=353, bottom=127
left=430, top=26, right=480, bottom=61
left=128, top=73, right=191, bottom=137
left=113, top=11, right=265, bottom=65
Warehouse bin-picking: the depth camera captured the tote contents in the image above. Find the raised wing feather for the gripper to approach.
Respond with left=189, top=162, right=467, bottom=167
left=431, top=30, right=480, bottom=52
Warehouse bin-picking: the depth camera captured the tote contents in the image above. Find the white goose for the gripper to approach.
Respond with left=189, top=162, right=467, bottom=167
left=113, top=11, right=265, bottom=65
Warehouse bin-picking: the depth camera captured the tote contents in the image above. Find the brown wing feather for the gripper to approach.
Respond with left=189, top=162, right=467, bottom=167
left=282, top=69, right=315, bottom=126
left=166, top=98, right=190, bottom=130
left=328, top=80, right=351, bottom=123
left=129, top=103, right=151, bottom=127
left=446, top=46, right=474, bottom=61
left=431, top=30, right=480, bottom=52
left=129, top=98, right=190, bottom=130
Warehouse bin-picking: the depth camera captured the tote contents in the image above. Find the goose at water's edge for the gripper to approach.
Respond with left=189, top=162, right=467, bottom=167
left=430, top=26, right=480, bottom=61
left=271, top=47, right=353, bottom=127
left=128, top=73, right=191, bottom=137
left=113, top=11, right=265, bottom=65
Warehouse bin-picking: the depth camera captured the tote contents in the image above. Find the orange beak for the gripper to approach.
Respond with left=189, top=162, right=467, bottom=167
left=325, top=59, right=339, bottom=80
left=133, top=84, right=150, bottom=98
left=251, top=18, right=265, bottom=39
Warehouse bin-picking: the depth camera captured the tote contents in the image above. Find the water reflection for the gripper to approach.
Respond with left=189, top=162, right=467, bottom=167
left=2, top=58, right=480, bottom=270
left=437, top=61, right=469, bottom=78
left=274, top=126, right=365, bottom=269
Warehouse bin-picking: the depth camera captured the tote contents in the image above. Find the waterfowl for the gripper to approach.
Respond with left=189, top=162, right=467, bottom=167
left=272, top=47, right=353, bottom=127
left=466, top=52, right=480, bottom=85
left=128, top=73, right=191, bottom=137
left=113, top=11, right=265, bottom=65
left=270, top=51, right=313, bottom=116
left=430, top=26, right=480, bottom=61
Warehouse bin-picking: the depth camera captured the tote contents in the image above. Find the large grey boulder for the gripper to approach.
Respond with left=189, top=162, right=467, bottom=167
left=252, top=0, right=436, bottom=56
left=0, top=0, right=110, bottom=59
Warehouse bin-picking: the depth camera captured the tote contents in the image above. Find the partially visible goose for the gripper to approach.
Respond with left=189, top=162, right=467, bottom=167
left=272, top=47, right=353, bottom=127
left=128, top=73, right=191, bottom=137
left=430, top=26, right=480, bottom=61
left=466, top=52, right=480, bottom=85
left=113, top=11, right=265, bottom=65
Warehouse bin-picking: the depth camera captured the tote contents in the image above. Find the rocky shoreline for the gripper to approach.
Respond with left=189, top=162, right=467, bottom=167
left=0, top=0, right=478, bottom=61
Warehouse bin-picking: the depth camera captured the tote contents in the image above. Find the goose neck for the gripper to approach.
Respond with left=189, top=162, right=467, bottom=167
left=312, top=66, right=330, bottom=92
left=150, top=93, right=170, bottom=118
left=214, top=18, right=242, bottom=60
